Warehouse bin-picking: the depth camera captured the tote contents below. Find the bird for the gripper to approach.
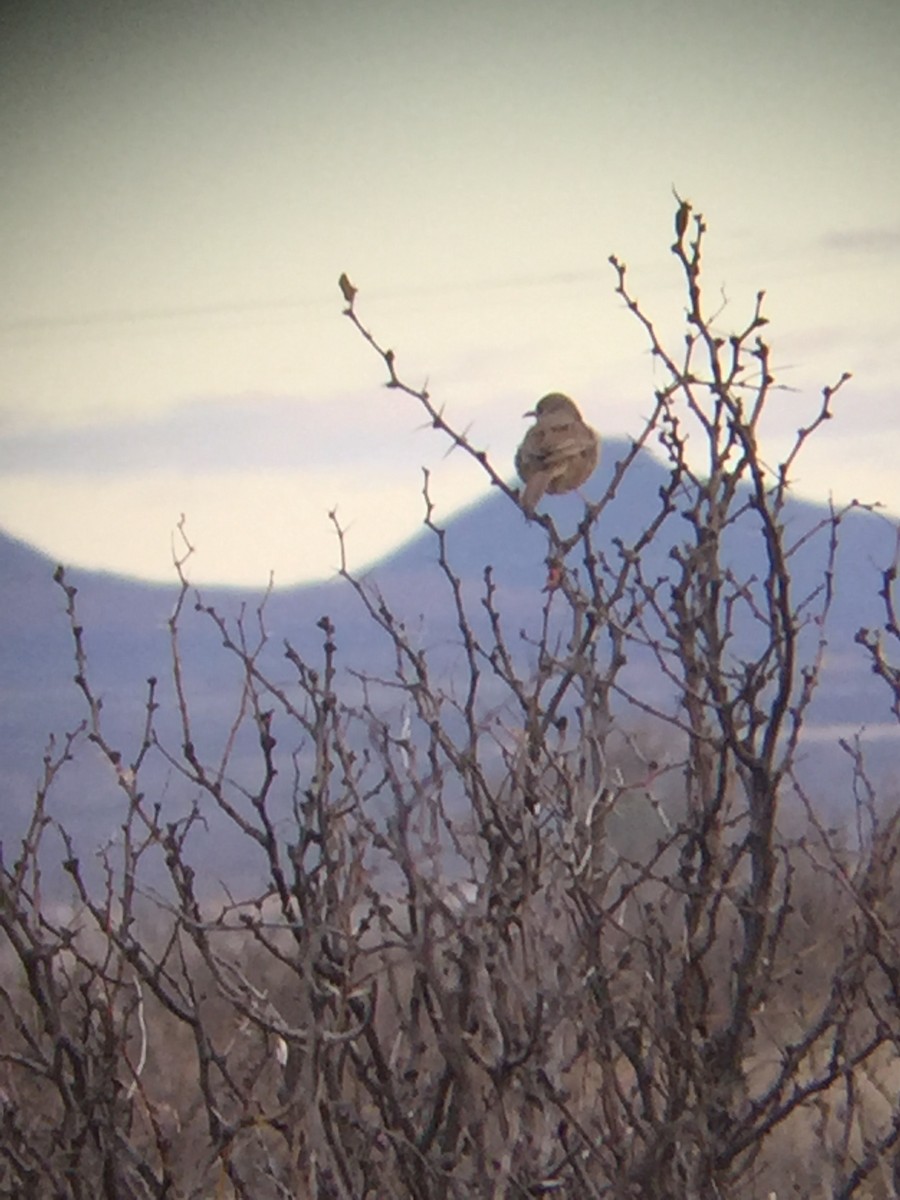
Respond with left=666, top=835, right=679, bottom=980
left=514, top=393, right=600, bottom=514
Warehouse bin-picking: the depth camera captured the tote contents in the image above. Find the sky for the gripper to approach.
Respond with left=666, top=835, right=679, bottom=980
left=1, top=0, right=898, bottom=587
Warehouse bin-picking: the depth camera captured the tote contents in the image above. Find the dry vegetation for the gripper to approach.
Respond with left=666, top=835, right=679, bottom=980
left=3, top=201, right=900, bottom=1198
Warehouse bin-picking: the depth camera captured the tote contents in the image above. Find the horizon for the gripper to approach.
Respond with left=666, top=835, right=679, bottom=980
left=3, top=431, right=896, bottom=595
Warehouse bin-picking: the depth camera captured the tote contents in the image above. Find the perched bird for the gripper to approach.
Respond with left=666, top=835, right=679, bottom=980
left=515, top=393, right=600, bottom=514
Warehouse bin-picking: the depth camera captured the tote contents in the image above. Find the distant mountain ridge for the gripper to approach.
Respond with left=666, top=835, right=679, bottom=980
left=2, top=440, right=898, bottom=876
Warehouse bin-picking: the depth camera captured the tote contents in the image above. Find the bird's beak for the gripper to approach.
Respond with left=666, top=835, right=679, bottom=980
left=523, top=409, right=535, bottom=419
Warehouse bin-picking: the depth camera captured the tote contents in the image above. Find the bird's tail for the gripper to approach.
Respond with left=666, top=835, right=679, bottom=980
left=520, top=472, right=551, bottom=515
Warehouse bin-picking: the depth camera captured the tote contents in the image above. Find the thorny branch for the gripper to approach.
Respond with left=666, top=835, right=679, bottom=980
left=1, top=205, right=896, bottom=1200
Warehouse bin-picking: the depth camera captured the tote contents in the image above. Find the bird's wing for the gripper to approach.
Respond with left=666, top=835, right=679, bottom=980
left=532, top=425, right=597, bottom=469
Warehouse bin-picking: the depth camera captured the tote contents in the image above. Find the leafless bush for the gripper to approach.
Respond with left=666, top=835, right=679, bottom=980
left=3, top=200, right=900, bottom=1199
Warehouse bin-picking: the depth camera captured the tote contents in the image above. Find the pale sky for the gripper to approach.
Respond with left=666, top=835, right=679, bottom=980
left=1, top=0, right=898, bottom=586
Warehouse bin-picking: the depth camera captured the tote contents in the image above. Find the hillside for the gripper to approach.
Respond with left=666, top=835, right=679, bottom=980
left=1, top=439, right=898, bottom=886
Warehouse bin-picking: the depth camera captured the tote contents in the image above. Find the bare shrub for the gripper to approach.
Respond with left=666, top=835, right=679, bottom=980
left=3, top=201, right=900, bottom=1198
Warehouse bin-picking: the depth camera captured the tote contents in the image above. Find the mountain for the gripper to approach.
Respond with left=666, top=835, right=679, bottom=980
left=1, top=441, right=898, bottom=886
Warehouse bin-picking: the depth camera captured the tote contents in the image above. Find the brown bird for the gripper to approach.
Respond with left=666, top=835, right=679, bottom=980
left=515, top=393, right=600, bottom=514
